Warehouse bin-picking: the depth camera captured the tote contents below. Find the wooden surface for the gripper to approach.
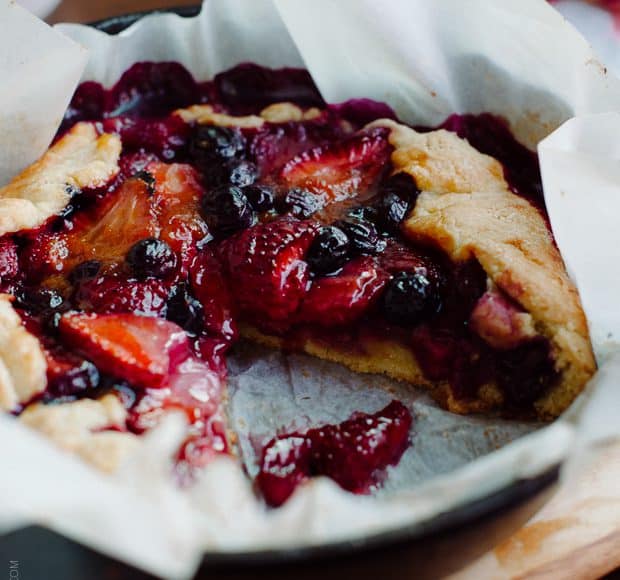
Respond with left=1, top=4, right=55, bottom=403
left=453, top=444, right=620, bottom=579
left=41, top=1, right=620, bottom=578
left=48, top=0, right=195, bottom=23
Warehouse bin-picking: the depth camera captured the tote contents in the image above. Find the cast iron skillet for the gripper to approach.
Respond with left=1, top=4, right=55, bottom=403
left=27, top=6, right=562, bottom=576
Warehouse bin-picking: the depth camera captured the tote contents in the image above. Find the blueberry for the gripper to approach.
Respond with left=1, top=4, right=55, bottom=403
left=376, top=172, right=420, bottom=232
left=15, top=287, right=69, bottom=333
left=382, top=271, right=440, bottom=326
left=277, top=188, right=322, bottom=218
left=48, top=360, right=100, bottom=398
left=132, top=170, right=156, bottom=194
left=201, top=185, right=256, bottom=236
left=189, top=125, right=246, bottom=162
left=58, top=203, right=76, bottom=221
left=199, top=160, right=258, bottom=189
left=126, top=238, right=178, bottom=278
left=306, top=226, right=350, bottom=276
left=228, top=160, right=258, bottom=187
left=166, top=284, right=204, bottom=334
left=346, top=205, right=379, bottom=223
left=69, top=260, right=102, bottom=285
left=382, top=172, right=420, bottom=200
left=335, top=218, right=385, bottom=255
left=496, top=340, right=556, bottom=407
left=110, top=382, right=138, bottom=409
left=16, top=287, right=68, bottom=316
left=65, top=184, right=81, bottom=198
left=242, top=184, right=275, bottom=212
left=375, top=192, right=411, bottom=233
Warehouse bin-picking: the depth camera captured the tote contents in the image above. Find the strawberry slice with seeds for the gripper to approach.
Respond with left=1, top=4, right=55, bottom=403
left=249, top=119, right=344, bottom=177
left=35, top=176, right=159, bottom=277
left=0, top=237, right=18, bottom=282
left=20, top=312, right=100, bottom=399
left=149, top=162, right=210, bottom=270
left=69, top=176, right=158, bottom=265
left=298, top=256, right=390, bottom=326
left=190, top=249, right=238, bottom=342
left=21, top=232, right=70, bottom=281
left=59, top=313, right=188, bottom=389
left=73, top=273, right=170, bottom=317
left=128, top=351, right=225, bottom=434
left=217, top=217, right=319, bottom=329
left=257, top=400, right=412, bottom=507
left=281, top=128, right=390, bottom=204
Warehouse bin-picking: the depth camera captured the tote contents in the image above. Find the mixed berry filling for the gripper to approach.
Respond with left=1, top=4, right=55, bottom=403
left=256, top=400, right=412, bottom=507
left=0, top=62, right=555, bottom=503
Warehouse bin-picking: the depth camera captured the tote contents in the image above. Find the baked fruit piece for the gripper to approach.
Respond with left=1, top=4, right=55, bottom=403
left=0, top=63, right=595, bottom=500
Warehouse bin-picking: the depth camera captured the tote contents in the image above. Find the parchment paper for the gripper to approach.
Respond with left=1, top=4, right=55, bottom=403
left=1, top=1, right=620, bottom=578
left=0, top=1, right=87, bottom=185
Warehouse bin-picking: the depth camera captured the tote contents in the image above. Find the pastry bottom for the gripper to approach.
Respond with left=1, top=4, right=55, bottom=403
left=240, top=324, right=507, bottom=417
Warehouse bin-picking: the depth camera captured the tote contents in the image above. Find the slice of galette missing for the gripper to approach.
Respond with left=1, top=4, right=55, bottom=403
left=0, top=63, right=595, bottom=504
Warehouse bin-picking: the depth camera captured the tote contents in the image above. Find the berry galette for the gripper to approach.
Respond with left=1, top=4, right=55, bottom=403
left=0, top=63, right=595, bottom=505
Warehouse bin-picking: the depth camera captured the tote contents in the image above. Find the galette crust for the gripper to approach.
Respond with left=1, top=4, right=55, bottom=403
left=175, top=104, right=265, bottom=128
left=372, top=119, right=595, bottom=418
left=0, top=295, right=46, bottom=411
left=259, top=102, right=322, bottom=123
left=367, top=119, right=510, bottom=194
left=19, top=394, right=140, bottom=473
left=0, top=122, right=121, bottom=237
left=175, top=102, right=322, bottom=128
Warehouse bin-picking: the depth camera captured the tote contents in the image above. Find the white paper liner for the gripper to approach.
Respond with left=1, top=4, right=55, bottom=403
left=0, top=1, right=87, bottom=185
left=555, top=0, right=620, bottom=78
left=2, top=0, right=620, bottom=577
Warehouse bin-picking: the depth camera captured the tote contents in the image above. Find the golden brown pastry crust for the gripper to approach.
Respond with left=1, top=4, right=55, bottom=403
left=375, top=120, right=595, bottom=418
left=0, top=295, right=46, bottom=411
left=19, top=394, right=140, bottom=473
left=175, top=102, right=322, bottom=128
left=367, top=118, right=510, bottom=194
left=0, top=122, right=121, bottom=237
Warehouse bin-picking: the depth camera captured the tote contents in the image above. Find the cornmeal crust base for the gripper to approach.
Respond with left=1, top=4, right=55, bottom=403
left=241, top=324, right=502, bottom=415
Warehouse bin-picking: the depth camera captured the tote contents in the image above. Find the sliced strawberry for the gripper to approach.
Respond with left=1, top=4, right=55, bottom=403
left=59, top=313, right=188, bottom=389
left=117, top=151, right=161, bottom=183
left=217, top=217, right=319, bottom=329
left=0, top=237, right=18, bottom=282
left=298, top=256, right=390, bottom=326
left=128, top=352, right=225, bottom=432
left=469, top=289, right=534, bottom=350
left=101, top=114, right=190, bottom=160
left=132, top=361, right=228, bottom=482
left=21, top=232, right=70, bottom=281
left=71, top=177, right=158, bottom=265
left=190, top=249, right=237, bottom=342
left=377, top=240, right=437, bottom=274
left=19, top=313, right=100, bottom=399
left=24, top=163, right=207, bottom=280
left=44, top=348, right=100, bottom=398
left=73, top=273, right=170, bottom=317
left=410, top=326, right=456, bottom=382
left=249, top=118, right=344, bottom=177
left=257, top=400, right=412, bottom=507
left=193, top=335, right=229, bottom=378
left=32, top=176, right=159, bottom=277
left=148, top=162, right=209, bottom=270
left=176, top=417, right=229, bottom=483
left=281, top=128, right=390, bottom=204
